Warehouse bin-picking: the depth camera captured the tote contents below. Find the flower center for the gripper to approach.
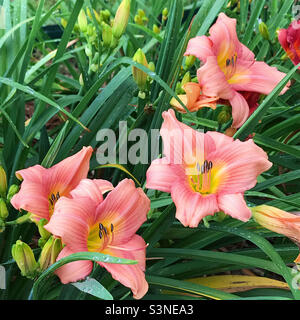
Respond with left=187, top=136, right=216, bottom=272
left=48, top=191, right=60, bottom=217
left=87, top=222, right=115, bottom=252
left=189, top=160, right=215, bottom=195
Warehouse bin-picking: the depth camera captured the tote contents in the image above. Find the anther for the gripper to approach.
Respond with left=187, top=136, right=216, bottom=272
left=49, top=198, right=53, bottom=206
left=99, top=223, right=104, bottom=230
left=103, top=227, right=108, bottom=236
left=231, top=56, right=235, bottom=66
left=111, top=224, right=114, bottom=232
left=208, top=161, right=213, bottom=170
left=51, top=194, right=56, bottom=202
left=226, top=58, right=231, bottom=67
left=56, top=192, right=60, bottom=200
left=99, top=230, right=103, bottom=239
left=203, top=160, right=209, bottom=172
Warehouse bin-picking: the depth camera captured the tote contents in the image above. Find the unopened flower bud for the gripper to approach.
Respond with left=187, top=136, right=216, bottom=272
left=101, top=9, right=111, bottom=22
left=0, top=166, right=7, bottom=197
left=148, top=61, right=155, bottom=72
left=79, top=73, right=84, bottom=86
left=85, top=45, right=92, bottom=57
left=61, top=18, right=67, bottom=29
left=181, top=71, right=191, bottom=86
left=102, top=23, right=113, bottom=47
left=7, top=184, right=19, bottom=203
left=90, top=63, right=98, bottom=72
left=134, top=14, right=143, bottom=25
left=138, top=9, right=145, bottom=18
left=225, top=127, right=237, bottom=137
left=153, top=24, right=160, bottom=34
left=162, top=7, right=168, bottom=19
left=87, top=8, right=101, bottom=24
left=0, top=199, right=8, bottom=220
left=87, top=24, right=95, bottom=37
left=112, top=0, right=131, bottom=39
left=217, top=106, right=232, bottom=124
left=132, top=48, right=148, bottom=91
left=38, top=236, right=62, bottom=272
left=259, top=21, right=270, bottom=41
left=12, top=240, right=38, bottom=279
left=38, top=218, right=51, bottom=240
left=78, top=9, right=88, bottom=33
left=185, top=55, right=196, bottom=69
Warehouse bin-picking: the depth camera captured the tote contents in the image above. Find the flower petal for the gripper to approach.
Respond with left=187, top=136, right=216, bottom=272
left=208, top=137, right=272, bottom=194
left=95, top=179, right=150, bottom=245
left=171, top=181, right=219, bottom=227
left=229, top=91, right=249, bottom=128
left=184, top=36, right=214, bottom=62
left=47, top=146, right=93, bottom=196
left=55, top=247, right=93, bottom=284
left=229, top=61, right=290, bottom=95
left=100, top=235, right=148, bottom=299
left=45, top=196, right=96, bottom=251
left=218, top=193, right=251, bottom=222
left=70, top=179, right=113, bottom=205
left=146, top=158, right=183, bottom=193
left=197, top=56, right=234, bottom=100
left=11, top=165, right=50, bottom=222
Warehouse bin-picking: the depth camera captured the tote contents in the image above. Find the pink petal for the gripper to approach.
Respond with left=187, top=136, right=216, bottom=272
left=45, top=196, right=96, bottom=251
left=95, top=179, right=150, bottom=245
left=197, top=56, right=234, bottom=100
left=70, top=179, right=113, bottom=205
left=146, top=158, right=183, bottom=193
left=209, top=137, right=272, bottom=194
left=160, top=109, right=216, bottom=166
left=11, top=165, right=50, bottom=222
left=55, top=246, right=93, bottom=284
left=99, top=235, right=148, bottom=299
left=47, top=146, right=93, bottom=196
left=171, top=181, right=219, bottom=227
left=217, top=193, right=251, bottom=222
left=184, top=36, right=214, bottom=62
left=230, top=60, right=290, bottom=95
left=229, top=91, right=250, bottom=128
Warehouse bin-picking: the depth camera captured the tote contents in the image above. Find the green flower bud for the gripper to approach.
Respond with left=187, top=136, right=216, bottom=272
left=86, top=24, right=95, bottom=37
left=153, top=24, right=160, bottom=34
left=78, top=9, right=88, bottom=33
left=102, top=23, right=113, bottom=47
left=132, top=48, right=148, bottom=91
left=79, top=73, right=84, bottom=86
left=85, top=45, right=92, bottom=57
left=142, top=16, right=148, bottom=25
left=90, top=63, right=99, bottom=72
left=162, top=7, right=168, bottom=19
left=175, top=82, right=183, bottom=94
left=61, top=18, right=67, bottom=29
left=217, top=106, right=232, bottom=124
left=0, top=166, right=7, bottom=197
left=185, top=55, right=196, bottom=69
left=148, top=61, right=155, bottom=72
left=110, top=35, right=119, bottom=48
left=181, top=71, right=191, bottom=86
left=191, top=76, right=198, bottom=83
left=112, top=0, right=131, bottom=39
left=38, top=218, right=51, bottom=240
left=12, top=240, right=38, bottom=279
left=138, top=9, right=145, bottom=18
left=0, top=199, right=8, bottom=220
left=7, top=184, right=19, bottom=203
left=87, top=8, right=101, bottom=24
left=38, top=237, right=62, bottom=272
left=259, top=21, right=270, bottom=41
left=101, top=9, right=111, bottom=22
left=134, top=14, right=143, bottom=25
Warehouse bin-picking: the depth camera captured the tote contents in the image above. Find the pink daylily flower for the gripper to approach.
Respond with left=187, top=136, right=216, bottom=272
left=45, top=178, right=150, bottom=300
left=278, top=20, right=300, bottom=68
left=11, top=146, right=93, bottom=222
left=184, top=13, right=289, bottom=128
left=146, top=109, right=272, bottom=228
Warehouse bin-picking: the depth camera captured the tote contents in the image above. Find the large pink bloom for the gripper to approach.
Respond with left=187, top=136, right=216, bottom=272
left=11, top=146, right=93, bottom=222
left=185, top=13, right=289, bottom=128
left=45, top=178, right=150, bottom=300
left=146, top=109, right=272, bottom=228
left=278, top=20, right=300, bottom=68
